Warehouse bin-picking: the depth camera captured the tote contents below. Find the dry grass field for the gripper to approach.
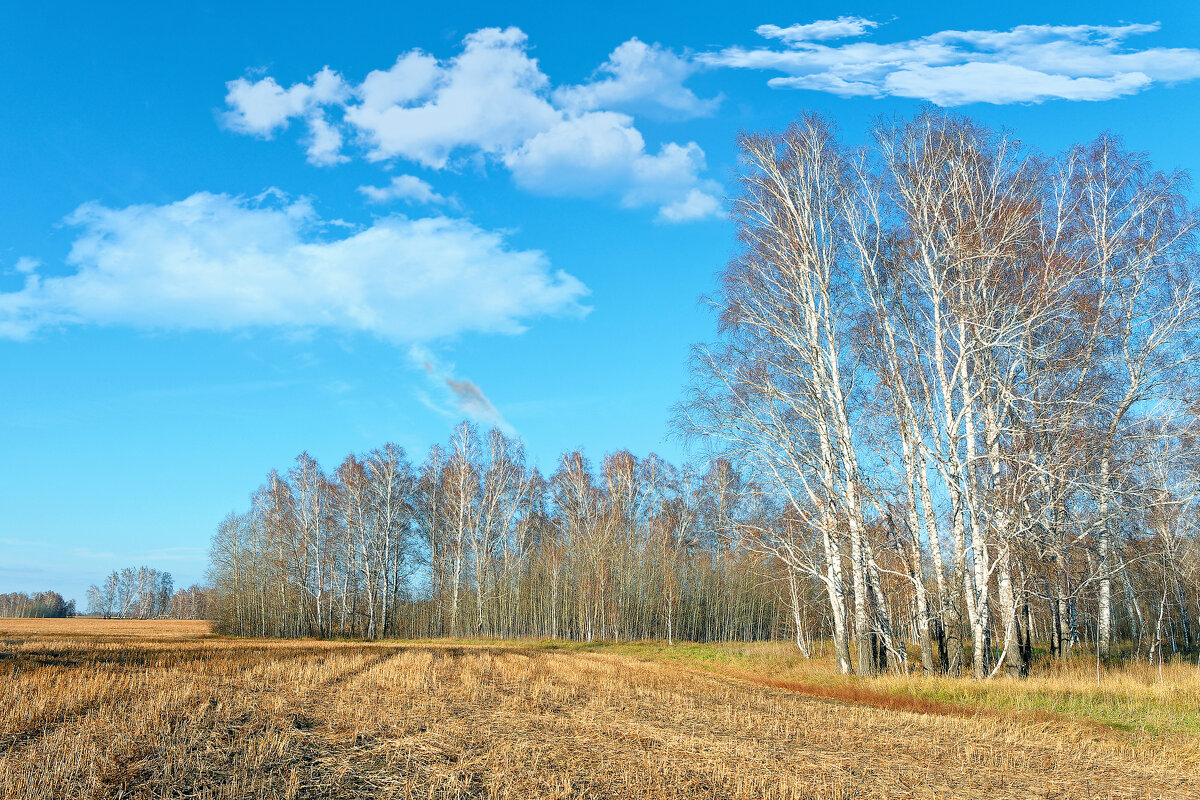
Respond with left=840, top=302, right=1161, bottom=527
left=2, top=619, right=1198, bottom=799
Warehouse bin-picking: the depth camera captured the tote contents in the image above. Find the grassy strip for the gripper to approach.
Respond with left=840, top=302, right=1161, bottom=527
left=544, top=640, right=1200, bottom=737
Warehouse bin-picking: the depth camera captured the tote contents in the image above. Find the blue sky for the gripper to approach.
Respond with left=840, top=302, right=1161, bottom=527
left=3, top=1, right=1200, bottom=603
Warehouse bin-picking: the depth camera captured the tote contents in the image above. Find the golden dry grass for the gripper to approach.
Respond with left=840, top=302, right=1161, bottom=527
left=2, top=619, right=1197, bottom=799
left=0, top=617, right=211, bottom=638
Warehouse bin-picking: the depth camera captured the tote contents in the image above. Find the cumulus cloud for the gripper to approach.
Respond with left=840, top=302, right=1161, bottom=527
left=223, top=67, right=348, bottom=134
left=502, top=112, right=721, bottom=220
left=223, top=67, right=351, bottom=165
left=554, top=38, right=720, bottom=118
left=0, top=191, right=588, bottom=341
left=658, top=188, right=724, bottom=223
left=223, top=28, right=721, bottom=221
left=357, top=175, right=449, bottom=205
left=304, top=113, right=349, bottom=166
left=345, top=28, right=561, bottom=168
left=706, top=20, right=1200, bottom=105
left=355, top=51, right=441, bottom=111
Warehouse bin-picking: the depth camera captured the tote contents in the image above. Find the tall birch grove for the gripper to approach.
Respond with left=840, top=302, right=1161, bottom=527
left=207, top=113, right=1200, bottom=678
left=207, top=424, right=780, bottom=643
left=681, top=112, right=1200, bottom=676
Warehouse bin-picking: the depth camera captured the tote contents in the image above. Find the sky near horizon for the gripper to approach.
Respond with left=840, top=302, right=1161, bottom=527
left=3, top=1, right=1200, bottom=604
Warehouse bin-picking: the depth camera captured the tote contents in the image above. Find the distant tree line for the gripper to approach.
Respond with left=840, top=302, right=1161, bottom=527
left=165, top=584, right=212, bottom=620
left=0, top=591, right=75, bottom=618
left=207, top=430, right=784, bottom=643
left=86, top=567, right=174, bottom=619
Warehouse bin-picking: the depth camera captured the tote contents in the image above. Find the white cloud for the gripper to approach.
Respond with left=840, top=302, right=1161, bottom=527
left=223, top=28, right=720, bottom=221
left=756, top=17, right=880, bottom=45
left=223, top=66, right=348, bottom=136
left=706, top=20, right=1200, bottom=106
left=304, top=113, right=349, bottom=166
left=882, top=63, right=1150, bottom=106
left=659, top=188, right=724, bottom=223
left=503, top=112, right=722, bottom=219
left=554, top=38, right=720, bottom=118
left=14, top=257, right=40, bottom=274
left=344, top=27, right=560, bottom=168
left=356, top=51, right=441, bottom=111
left=504, top=112, right=644, bottom=198
left=0, top=191, right=589, bottom=341
left=357, top=175, right=449, bottom=205
left=224, top=67, right=351, bottom=166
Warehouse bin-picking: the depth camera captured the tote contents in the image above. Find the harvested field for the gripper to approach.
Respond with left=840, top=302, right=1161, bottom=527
left=1, top=619, right=1197, bottom=799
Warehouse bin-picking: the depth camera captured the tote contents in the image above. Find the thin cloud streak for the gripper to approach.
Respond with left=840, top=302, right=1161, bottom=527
left=412, top=346, right=514, bottom=433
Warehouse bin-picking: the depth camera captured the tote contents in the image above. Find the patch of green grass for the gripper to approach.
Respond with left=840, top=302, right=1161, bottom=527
left=570, top=639, right=1200, bottom=737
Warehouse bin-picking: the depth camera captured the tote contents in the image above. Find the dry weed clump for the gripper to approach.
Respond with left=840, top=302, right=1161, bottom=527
left=1, top=619, right=1196, bottom=799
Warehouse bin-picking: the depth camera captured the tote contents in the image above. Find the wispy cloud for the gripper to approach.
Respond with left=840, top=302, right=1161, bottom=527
left=0, top=565, right=44, bottom=575
left=69, top=547, right=118, bottom=561
left=756, top=17, right=881, bottom=45
left=444, top=377, right=507, bottom=428
left=411, top=345, right=513, bottom=432
left=140, top=546, right=209, bottom=562
left=357, top=174, right=451, bottom=206
left=705, top=19, right=1200, bottom=106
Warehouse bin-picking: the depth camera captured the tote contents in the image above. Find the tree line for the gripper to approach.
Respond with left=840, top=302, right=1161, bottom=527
left=206, top=112, right=1199, bottom=679
left=2, top=578, right=208, bottom=620
left=86, top=567, right=175, bottom=619
left=0, top=591, right=75, bottom=618
left=164, top=584, right=212, bottom=620
left=207, top=431, right=783, bottom=642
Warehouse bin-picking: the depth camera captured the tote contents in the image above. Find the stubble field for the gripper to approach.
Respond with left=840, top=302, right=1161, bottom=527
left=1, top=618, right=1198, bottom=799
